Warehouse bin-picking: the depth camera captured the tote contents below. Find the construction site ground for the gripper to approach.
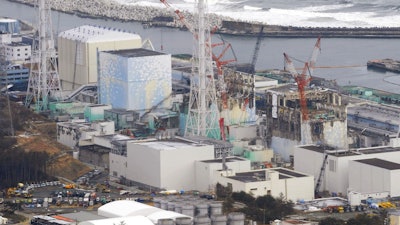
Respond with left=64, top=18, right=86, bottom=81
left=0, top=97, right=92, bottom=181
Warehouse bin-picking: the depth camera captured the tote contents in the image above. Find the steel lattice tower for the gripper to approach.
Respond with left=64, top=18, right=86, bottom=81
left=185, top=0, right=220, bottom=139
left=25, top=0, right=62, bottom=112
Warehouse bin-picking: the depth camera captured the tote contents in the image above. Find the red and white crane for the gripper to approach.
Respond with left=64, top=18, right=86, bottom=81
left=283, top=36, right=322, bottom=121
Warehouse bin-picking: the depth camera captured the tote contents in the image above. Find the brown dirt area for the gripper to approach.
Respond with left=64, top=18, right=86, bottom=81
left=1, top=97, right=90, bottom=181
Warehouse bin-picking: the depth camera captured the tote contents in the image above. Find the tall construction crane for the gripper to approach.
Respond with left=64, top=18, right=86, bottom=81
left=249, top=26, right=264, bottom=74
left=283, top=36, right=322, bottom=121
left=160, top=0, right=236, bottom=140
left=283, top=54, right=310, bottom=121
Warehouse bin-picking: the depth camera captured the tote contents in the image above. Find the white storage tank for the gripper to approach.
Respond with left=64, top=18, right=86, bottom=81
left=161, top=200, right=169, bottom=210
left=227, top=212, right=245, bottom=225
left=153, top=197, right=162, bottom=208
left=174, top=202, right=183, bottom=214
left=168, top=201, right=176, bottom=211
left=209, top=202, right=223, bottom=216
left=175, top=217, right=193, bottom=225
left=211, top=214, right=227, bottom=225
left=194, top=216, right=211, bottom=225
left=73, top=150, right=79, bottom=159
left=181, top=204, right=195, bottom=217
left=196, top=203, right=209, bottom=217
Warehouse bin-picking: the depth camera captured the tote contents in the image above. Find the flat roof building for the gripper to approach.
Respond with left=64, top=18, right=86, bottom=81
left=294, top=140, right=400, bottom=197
left=58, top=25, right=142, bottom=91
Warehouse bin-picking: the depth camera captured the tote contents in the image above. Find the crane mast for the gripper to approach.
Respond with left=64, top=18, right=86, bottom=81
left=249, top=26, right=264, bottom=74
left=284, top=53, right=310, bottom=121
left=283, top=36, right=322, bottom=122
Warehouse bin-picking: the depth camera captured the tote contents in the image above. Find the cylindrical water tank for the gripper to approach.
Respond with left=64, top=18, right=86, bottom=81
left=196, top=203, right=209, bottom=217
left=161, top=200, right=169, bottom=210
left=209, top=202, right=223, bottom=216
left=72, top=151, right=79, bottom=159
left=175, top=217, right=193, bottom=225
left=228, top=212, right=245, bottom=225
left=211, top=214, right=227, bottom=225
left=182, top=204, right=195, bottom=217
left=153, top=198, right=162, bottom=208
left=158, top=218, right=175, bottom=225
left=194, top=215, right=211, bottom=225
left=175, top=202, right=183, bottom=214
left=272, top=220, right=281, bottom=225
left=168, top=201, right=176, bottom=211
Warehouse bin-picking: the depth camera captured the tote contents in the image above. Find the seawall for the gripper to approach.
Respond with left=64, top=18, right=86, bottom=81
left=6, top=0, right=400, bottom=38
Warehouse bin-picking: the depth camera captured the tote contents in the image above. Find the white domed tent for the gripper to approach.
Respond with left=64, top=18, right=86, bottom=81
left=97, top=200, right=161, bottom=218
left=78, top=215, right=153, bottom=225
left=96, top=200, right=192, bottom=224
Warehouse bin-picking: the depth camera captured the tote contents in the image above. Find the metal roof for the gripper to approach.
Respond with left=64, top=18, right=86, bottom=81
left=58, top=25, right=141, bottom=43
left=355, top=158, right=400, bottom=170
left=105, top=48, right=166, bottom=58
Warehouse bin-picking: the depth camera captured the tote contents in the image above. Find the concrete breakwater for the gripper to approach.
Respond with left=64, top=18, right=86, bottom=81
left=7, top=0, right=400, bottom=38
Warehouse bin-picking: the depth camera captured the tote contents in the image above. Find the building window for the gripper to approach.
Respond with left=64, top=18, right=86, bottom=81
left=329, top=159, right=336, bottom=172
left=267, top=190, right=271, bottom=195
left=227, top=183, right=232, bottom=192
left=112, top=171, right=118, bottom=177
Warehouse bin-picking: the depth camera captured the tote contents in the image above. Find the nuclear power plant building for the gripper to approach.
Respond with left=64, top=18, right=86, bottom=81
left=98, top=48, right=172, bottom=113
left=58, top=25, right=142, bottom=91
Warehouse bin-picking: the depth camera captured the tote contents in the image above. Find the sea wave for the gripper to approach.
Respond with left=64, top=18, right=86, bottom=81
left=111, top=0, right=400, bottom=28
left=299, top=4, right=354, bottom=12
left=243, top=5, right=262, bottom=11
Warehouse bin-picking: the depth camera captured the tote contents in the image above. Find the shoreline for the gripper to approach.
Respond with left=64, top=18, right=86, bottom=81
left=6, top=0, right=400, bottom=38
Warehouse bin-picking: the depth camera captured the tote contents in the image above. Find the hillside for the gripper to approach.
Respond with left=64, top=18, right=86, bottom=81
left=0, top=96, right=90, bottom=182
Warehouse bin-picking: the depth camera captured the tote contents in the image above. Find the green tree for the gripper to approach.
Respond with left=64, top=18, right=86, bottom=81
left=232, top=191, right=255, bottom=206
left=347, top=213, right=383, bottom=225
left=319, top=217, right=346, bottom=225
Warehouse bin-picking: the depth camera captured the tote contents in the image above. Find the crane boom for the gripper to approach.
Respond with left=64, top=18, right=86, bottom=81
left=283, top=36, right=322, bottom=122
left=249, top=26, right=264, bottom=74
left=283, top=53, right=299, bottom=78
left=283, top=53, right=311, bottom=121
left=308, top=36, right=321, bottom=76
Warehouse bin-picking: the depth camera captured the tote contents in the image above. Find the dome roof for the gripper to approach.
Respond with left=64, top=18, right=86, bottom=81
left=97, top=200, right=155, bottom=218
left=79, top=215, right=153, bottom=225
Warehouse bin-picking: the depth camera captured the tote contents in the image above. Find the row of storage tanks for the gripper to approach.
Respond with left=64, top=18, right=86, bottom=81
left=153, top=196, right=246, bottom=225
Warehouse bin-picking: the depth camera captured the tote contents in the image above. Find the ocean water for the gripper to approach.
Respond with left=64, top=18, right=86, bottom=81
left=1, top=0, right=400, bottom=94
left=112, top=0, right=400, bottom=28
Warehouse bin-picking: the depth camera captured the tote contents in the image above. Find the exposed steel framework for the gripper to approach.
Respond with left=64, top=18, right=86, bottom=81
left=160, top=0, right=236, bottom=140
left=25, top=0, right=62, bottom=111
